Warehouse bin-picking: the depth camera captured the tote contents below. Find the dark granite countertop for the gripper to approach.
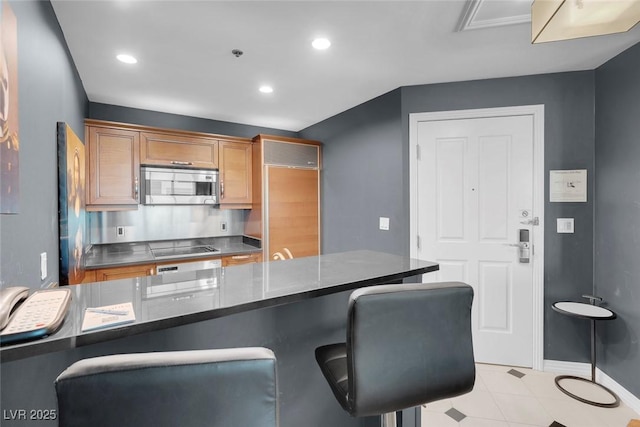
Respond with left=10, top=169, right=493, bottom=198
left=0, top=250, right=438, bottom=362
left=85, top=235, right=261, bottom=269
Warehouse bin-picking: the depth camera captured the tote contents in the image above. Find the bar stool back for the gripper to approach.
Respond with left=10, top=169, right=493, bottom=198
left=55, top=347, right=278, bottom=427
left=315, top=282, right=476, bottom=426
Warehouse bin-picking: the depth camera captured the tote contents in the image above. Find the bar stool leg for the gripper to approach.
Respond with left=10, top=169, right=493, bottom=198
left=381, top=411, right=398, bottom=427
left=554, top=318, right=620, bottom=408
left=591, top=318, right=596, bottom=381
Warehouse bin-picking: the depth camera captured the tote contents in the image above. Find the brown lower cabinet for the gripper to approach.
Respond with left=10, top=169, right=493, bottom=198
left=84, top=253, right=262, bottom=283
left=93, top=263, right=156, bottom=282
left=81, top=270, right=96, bottom=284
left=221, top=252, right=262, bottom=267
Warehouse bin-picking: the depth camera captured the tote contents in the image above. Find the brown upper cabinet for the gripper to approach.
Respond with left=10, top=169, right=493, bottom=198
left=85, top=122, right=140, bottom=210
left=219, top=140, right=252, bottom=208
left=140, top=131, right=218, bottom=169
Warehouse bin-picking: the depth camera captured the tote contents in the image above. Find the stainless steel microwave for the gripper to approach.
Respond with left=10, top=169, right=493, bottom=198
left=141, top=166, right=219, bottom=205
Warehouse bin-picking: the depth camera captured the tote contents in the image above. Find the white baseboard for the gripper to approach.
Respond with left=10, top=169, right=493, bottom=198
left=543, top=359, right=591, bottom=377
left=597, top=368, right=640, bottom=415
left=543, top=359, right=640, bottom=415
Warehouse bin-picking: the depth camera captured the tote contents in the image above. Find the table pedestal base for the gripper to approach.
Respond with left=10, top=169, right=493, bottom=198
left=554, top=375, right=620, bottom=408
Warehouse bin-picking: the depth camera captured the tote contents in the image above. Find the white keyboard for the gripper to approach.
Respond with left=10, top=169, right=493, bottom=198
left=0, top=288, right=71, bottom=345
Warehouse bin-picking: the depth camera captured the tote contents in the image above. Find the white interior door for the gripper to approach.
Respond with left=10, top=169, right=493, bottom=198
left=415, top=114, right=536, bottom=367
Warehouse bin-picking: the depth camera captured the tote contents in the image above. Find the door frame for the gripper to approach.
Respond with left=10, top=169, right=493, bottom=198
left=409, top=105, right=545, bottom=370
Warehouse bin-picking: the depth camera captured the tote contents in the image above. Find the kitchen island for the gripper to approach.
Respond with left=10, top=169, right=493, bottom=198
left=0, top=250, right=438, bottom=427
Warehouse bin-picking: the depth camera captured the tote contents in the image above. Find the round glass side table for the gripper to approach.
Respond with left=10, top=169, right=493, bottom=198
left=552, top=298, right=620, bottom=408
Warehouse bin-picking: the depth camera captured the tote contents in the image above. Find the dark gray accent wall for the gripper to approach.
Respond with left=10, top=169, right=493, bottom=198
left=0, top=1, right=88, bottom=289
left=89, top=102, right=299, bottom=139
left=595, top=42, right=640, bottom=397
left=302, top=73, right=597, bottom=364
left=300, top=89, right=404, bottom=256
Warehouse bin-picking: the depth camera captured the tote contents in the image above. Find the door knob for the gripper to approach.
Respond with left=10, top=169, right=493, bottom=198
left=504, top=243, right=524, bottom=248
left=505, top=229, right=531, bottom=263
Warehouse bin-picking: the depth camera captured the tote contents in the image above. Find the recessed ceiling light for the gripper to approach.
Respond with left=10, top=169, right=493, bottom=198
left=259, top=85, right=274, bottom=94
left=116, top=54, right=137, bottom=64
left=312, top=38, right=331, bottom=50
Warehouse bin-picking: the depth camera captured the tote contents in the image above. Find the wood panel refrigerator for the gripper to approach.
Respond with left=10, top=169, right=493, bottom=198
left=246, top=135, right=321, bottom=261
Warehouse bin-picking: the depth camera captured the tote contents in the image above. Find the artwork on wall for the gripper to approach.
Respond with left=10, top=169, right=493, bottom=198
left=0, top=0, right=20, bottom=214
left=58, top=123, right=86, bottom=285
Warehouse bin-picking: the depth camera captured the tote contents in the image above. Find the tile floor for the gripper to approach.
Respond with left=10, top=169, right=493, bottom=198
left=422, top=363, right=640, bottom=427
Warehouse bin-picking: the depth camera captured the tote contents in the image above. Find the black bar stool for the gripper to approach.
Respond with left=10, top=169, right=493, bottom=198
left=552, top=295, right=619, bottom=408
left=55, top=347, right=278, bottom=427
left=315, top=282, right=476, bottom=427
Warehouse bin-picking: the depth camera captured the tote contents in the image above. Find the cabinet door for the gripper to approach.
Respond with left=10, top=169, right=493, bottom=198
left=80, top=270, right=97, bottom=284
left=266, top=167, right=319, bottom=260
left=95, top=264, right=156, bottom=282
left=219, top=141, right=252, bottom=207
left=140, top=132, right=218, bottom=169
left=222, top=252, right=263, bottom=267
left=87, top=126, right=140, bottom=207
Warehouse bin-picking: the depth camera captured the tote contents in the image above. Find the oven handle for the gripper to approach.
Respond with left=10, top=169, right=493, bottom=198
left=157, top=266, right=179, bottom=274
left=156, top=259, right=222, bottom=275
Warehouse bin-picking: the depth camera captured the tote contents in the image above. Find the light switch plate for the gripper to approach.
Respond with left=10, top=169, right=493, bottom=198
left=557, top=218, right=574, bottom=234
left=379, top=217, right=390, bottom=231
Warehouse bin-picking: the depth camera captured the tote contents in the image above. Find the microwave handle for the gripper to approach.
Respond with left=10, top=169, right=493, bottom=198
left=220, top=176, right=224, bottom=200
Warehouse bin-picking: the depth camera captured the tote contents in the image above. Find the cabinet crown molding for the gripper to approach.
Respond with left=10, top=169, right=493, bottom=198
left=85, top=119, right=252, bottom=144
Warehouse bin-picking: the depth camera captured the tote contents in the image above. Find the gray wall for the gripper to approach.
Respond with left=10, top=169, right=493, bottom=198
left=0, top=0, right=88, bottom=289
left=595, top=42, right=640, bottom=397
left=302, top=73, right=597, bottom=364
left=300, top=89, right=404, bottom=255
left=89, top=102, right=299, bottom=140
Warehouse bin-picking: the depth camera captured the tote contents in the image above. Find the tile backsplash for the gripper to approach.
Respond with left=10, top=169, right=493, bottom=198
left=88, top=206, right=246, bottom=244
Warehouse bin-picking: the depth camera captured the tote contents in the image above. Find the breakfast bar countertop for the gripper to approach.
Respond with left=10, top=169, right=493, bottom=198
left=84, top=235, right=262, bottom=269
left=0, top=250, right=438, bottom=363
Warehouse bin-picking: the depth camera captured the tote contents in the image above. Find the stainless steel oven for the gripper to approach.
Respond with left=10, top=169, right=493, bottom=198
left=144, top=259, right=222, bottom=318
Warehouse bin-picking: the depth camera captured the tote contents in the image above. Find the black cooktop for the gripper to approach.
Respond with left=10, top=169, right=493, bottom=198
left=151, top=245, right=219, bottom=260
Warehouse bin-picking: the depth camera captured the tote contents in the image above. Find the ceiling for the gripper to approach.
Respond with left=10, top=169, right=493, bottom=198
left=51, top=1, right=640, bottom=132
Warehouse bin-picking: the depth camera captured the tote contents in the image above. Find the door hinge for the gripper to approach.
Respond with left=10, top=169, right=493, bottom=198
left=416, top=235, right=421, bottom=249
left=416, top=144, right=421, bottom=160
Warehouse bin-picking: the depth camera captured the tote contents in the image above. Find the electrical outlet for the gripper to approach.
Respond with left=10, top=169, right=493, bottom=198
left=220, top=222, right=227, bottom=232
left=40, top=252, right=47, bottom=281
left=116, top=226, right=125, bottom=237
